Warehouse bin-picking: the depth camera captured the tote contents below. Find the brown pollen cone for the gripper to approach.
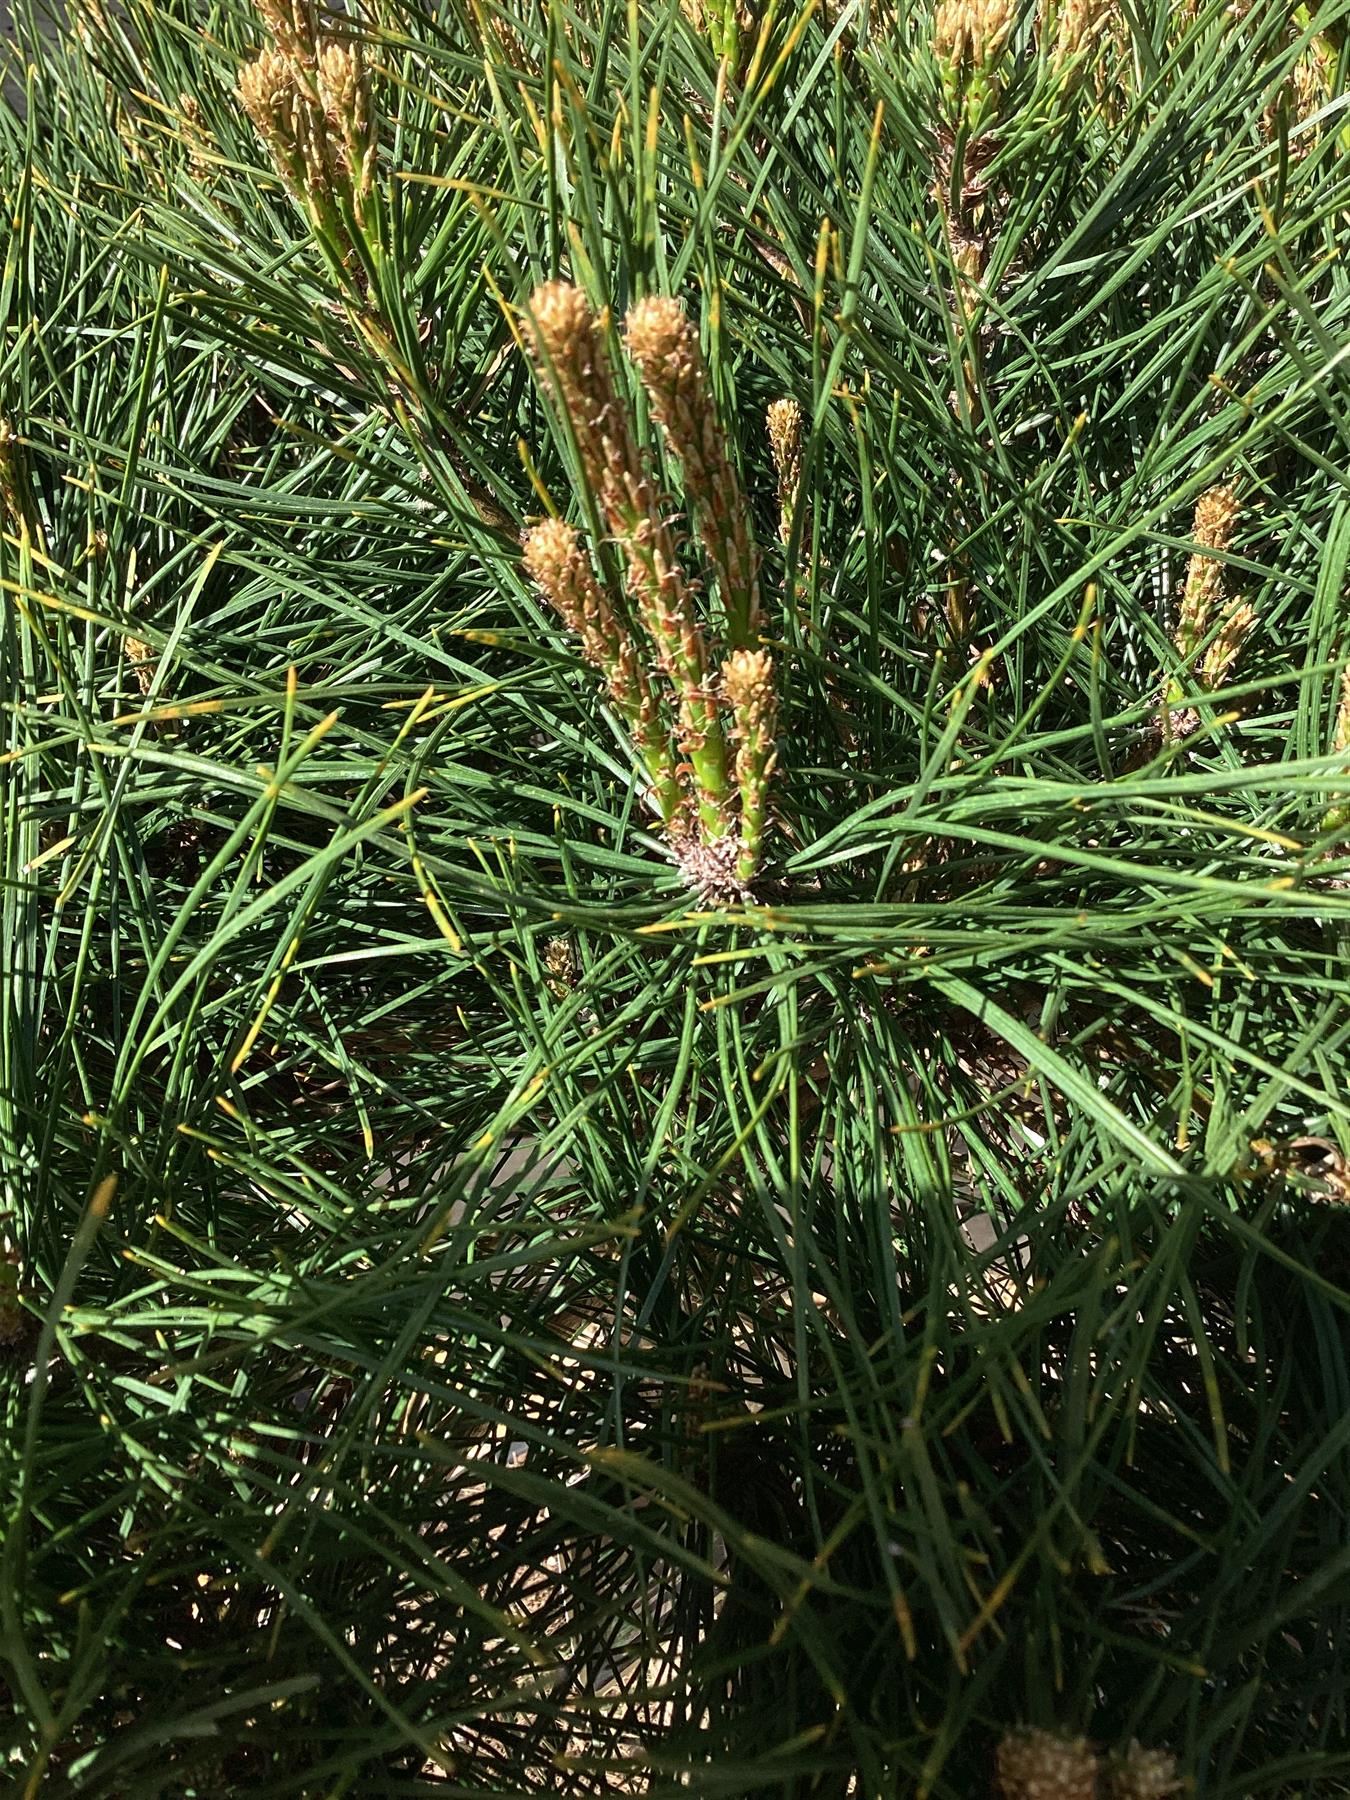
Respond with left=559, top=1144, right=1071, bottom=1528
left=1104, top=1740, right=1183, bottom=1800
left=995, top=1727, right=1100, bottom=1800
left=766, top=397, right=807, bottom=547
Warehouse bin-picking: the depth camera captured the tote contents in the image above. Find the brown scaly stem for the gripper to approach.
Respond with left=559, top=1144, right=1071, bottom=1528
left=624, top=295, right=761, bottom=647
left=522, top=517, right=684, bottom=827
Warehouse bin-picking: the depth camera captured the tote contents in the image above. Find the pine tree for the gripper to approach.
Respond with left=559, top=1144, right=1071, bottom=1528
left=3, top=0, right=1350, bottom=1791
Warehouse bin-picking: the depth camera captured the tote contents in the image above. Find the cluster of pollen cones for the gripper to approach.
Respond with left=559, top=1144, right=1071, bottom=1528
left=520, top=281, right=796, bottom=901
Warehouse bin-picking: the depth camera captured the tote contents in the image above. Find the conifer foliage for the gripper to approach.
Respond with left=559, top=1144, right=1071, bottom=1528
left=3, top=0, right=1350, bottom=1792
